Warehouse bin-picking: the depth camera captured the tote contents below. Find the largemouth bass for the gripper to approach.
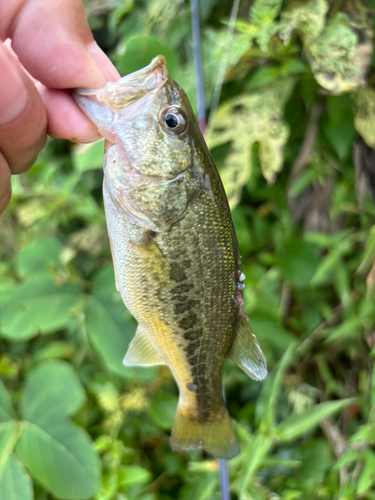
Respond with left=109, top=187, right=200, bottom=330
left=74, top=56, right=267, bottom=460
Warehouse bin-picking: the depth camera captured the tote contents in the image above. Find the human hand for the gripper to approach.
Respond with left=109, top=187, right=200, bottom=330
left=0, top=0, right=120, bottom=214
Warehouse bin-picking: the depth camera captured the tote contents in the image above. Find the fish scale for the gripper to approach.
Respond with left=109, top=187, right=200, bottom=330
left=74, top=55, right=267, bottom=459
left=161, top=194, right=237, bottom=420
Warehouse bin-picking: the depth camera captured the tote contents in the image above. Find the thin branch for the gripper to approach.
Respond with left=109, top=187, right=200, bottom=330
left=320, top=418, right=347, bottom=458
left=279, top=281, right=292, bottom=318
left=320, top=418, right=348, bottom=486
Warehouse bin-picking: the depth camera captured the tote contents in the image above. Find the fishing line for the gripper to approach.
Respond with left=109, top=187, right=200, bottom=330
left=219, top=458, right=230, bottom=500
left=207, top=0, right=241, bottom=129
left=219, top=385, right=231, bottom=500
left=190, top=0, right=206, bottom=134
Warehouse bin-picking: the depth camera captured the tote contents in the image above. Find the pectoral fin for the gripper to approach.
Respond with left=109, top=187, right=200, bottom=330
left=130, top=231, right=173, bottom=287
left=123, top=326, right=165, bottom=366
left=229, top=316, right=267, bottom=381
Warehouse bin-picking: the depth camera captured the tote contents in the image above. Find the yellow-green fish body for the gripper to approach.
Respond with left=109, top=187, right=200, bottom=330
left=74, top=56, right=266, bottom=459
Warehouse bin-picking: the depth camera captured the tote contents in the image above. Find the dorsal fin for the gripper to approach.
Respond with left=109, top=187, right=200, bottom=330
left=229, top=316, right=267, bottom=381
left=123, top=326, right=165, bottom=367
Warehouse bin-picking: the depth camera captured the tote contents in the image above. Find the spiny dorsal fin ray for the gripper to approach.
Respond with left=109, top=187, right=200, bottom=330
left=229, top=316, right=267, bottom=381
left=123, top=325, right=165, bottom=366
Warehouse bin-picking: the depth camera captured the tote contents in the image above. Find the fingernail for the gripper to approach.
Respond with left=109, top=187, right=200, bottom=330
left=87, top=42, right=120, bottom=82
left=0, top=49, right=28, bottom=125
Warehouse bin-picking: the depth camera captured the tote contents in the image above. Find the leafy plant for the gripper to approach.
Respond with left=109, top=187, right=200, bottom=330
left=0, top=362, right=99, bottom=499
left=1, top=0, right=375, bottom=498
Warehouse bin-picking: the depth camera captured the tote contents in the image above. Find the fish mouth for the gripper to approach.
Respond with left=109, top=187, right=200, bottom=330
left=74, top=55, right=168, bottom=110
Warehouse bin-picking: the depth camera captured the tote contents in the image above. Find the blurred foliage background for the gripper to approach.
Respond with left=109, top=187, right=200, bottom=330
left=1, top=0, right=375, bottom=499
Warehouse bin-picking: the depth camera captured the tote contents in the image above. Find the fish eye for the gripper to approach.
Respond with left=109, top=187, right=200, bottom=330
left=161, top=107, right=187, bottom=135
left=165, top=113, right=179, bottom=128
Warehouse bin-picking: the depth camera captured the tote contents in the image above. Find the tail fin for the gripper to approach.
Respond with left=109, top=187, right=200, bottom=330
left=170, top=404, right=240, bottom=460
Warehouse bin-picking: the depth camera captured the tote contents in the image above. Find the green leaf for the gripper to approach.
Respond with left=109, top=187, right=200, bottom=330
left=289, top=168, right=320, bottom=198
left=371, top=367, right=375, bottom=410
left=292, top=440, right=333, bottom=493
left=16, top=361, right=100, bottom=499
left=279, top=0, right=328, bottom=44
left=85, top=297, right=134, bottom=378
left=85, top=266, right=136, bottom=378
left=246, top=66, right=281, bottom=91
left=120, top=465, right=152, bottom=486
left=239, top=434, right=273, bottom=498
left=333, top=261, right=351, bottom=306
left=357, top=225, right=375, bottom=274
left=16, top=418, right=99, bottom=500
left=248, top=312, right=294, bottom=350
left=278, top=398, right=356, bottom=441
left=33, top=341, right=76, bottom=362
left=325, top=317, right=362, bottom=344
left=0, top=453, right=33, bottom=500
left=309, top=13, right=368, bottom=94
left=17, top=236, right=63, bottom=278
left=0, top=421, right=27, bottom=500
left=72, top=140, right=104, bottom=172
left=311, top=240, right=353, bottom=286
left=304, top=229, right=354, bottom=249
left=148, top=392, right=177, bottom=430
left=207, top=78, right=295, bottom=207
left=326, top=93, right=353, bottom=126
left=0, top=421, right=17, bottom=453
left=22, top=361, right=85, bottom=421
left=278, top=239, right=320, bottom=288
left=323, top=119, right=356, bottom=159
left=116, top=35, right=180, bottom=80
left=354, top=87, right=375, bottom=148
left=0, top=381, right=14, bottom=423
left=250, top=0, right=283, bottom=24
left=0, top=277, right=83, bottom=341
left=357, top=449, right=375, bottom=495
left=255, top=342, right=296, bottom=426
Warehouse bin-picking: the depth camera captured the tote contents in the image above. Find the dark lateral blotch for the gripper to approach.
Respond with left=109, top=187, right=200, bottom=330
left=186, top=383, right=198, bottom=392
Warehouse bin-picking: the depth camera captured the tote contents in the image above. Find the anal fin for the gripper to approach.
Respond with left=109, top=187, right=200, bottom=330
left=123, top=326, right=165, bottom=367
left=229, top=316, right=267, bottom=381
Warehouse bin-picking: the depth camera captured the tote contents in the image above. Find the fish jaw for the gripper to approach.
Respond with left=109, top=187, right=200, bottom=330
left=72, top=55, right=168, bottom=141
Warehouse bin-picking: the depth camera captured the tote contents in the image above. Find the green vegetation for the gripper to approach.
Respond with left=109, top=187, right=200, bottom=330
left=1, top=0, right=375, bottom=498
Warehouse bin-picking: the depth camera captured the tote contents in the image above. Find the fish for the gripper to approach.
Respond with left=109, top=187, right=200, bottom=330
left=73, top=55, right=267, bottom=460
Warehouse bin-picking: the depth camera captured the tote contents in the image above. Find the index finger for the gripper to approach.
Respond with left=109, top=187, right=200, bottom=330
left=2, top=0, right=117, bottom=90
left=1, top=0, right=120, bottom=143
